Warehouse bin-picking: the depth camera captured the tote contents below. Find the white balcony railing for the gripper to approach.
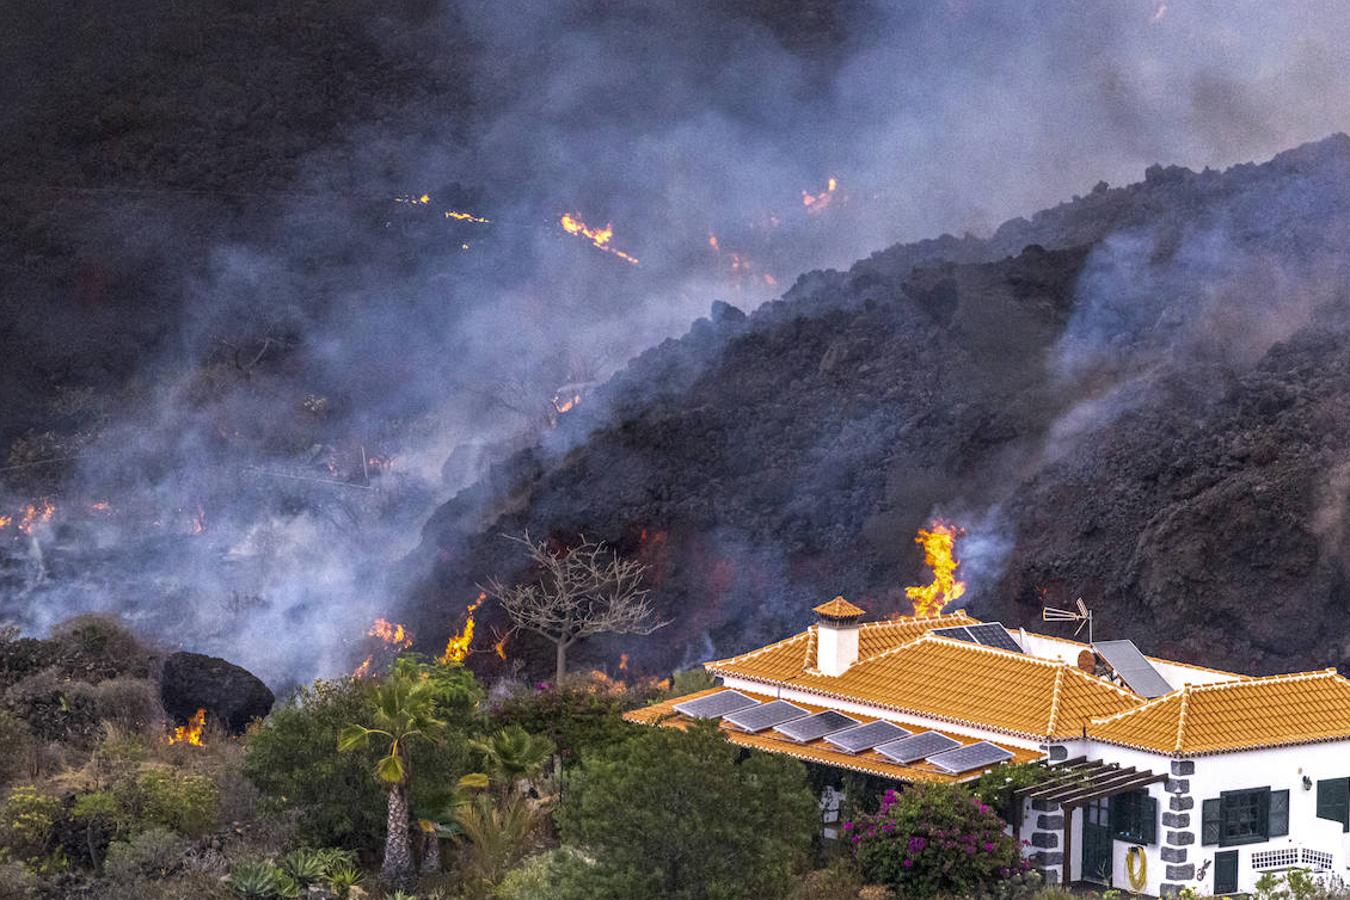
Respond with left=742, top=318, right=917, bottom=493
left=1251, top=846, right=1335, bottom=872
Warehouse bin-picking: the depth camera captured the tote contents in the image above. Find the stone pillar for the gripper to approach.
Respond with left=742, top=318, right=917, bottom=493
left=1028, top=797, right=1065, bottom=884
left=1159, top=759, right=1197, bottom=897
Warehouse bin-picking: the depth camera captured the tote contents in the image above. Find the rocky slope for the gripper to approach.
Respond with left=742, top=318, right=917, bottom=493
left=402, top=134, right=1350, bottom=678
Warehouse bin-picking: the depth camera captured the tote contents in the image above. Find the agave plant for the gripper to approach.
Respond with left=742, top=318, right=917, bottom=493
left=324, top=861, right=364, bottom=898
left=227, top=860, right=299, bottom=899
left=279, top=849, right=327, bottom=886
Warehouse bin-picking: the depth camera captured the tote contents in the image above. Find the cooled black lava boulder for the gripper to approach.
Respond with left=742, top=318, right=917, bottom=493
left=160, top=652, right=274, bottom=732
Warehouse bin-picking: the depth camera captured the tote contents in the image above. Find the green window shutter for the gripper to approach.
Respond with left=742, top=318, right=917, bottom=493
left=1256, top=788, right=1272, bottom=840
left=1109, top=793, right=1125, bottom=838
left=1202, top=798, right=1221, bottom=845
left=1317, top=778, right=1350, bottom=832
left=1143, top=795, right=1159, bottom=844
left=1268, top=789, right=1289, bottom=837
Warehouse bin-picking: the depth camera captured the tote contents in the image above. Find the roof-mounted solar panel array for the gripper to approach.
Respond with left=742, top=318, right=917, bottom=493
left=722, top=700, right=808, bottom=733
left=673, top=690, right=759, bottom=719
left=934, top=623, right=1023, bottom=653
left=1093, top=639, right=1174, bottom=699
left=824, top=720, right=911, bottom=753
left=927, top=740, right=1014, bottom=774
left=965, top=623, right=1023, bottom=653
left=874, top=731, right=961, bottom=763
left=773, top=710, right=859, bottom=743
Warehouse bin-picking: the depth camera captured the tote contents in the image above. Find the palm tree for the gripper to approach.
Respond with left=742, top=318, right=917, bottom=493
left=470, top=725, right=554, bottom=797
left=413, top=772, right=488, bottom=874
left=338, top=674, right=447, bottom=890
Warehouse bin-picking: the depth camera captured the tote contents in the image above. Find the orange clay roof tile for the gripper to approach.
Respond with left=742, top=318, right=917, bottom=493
left=813, top=596, right=867, bottom=618
left=783, top=633, right=1140, bottom=739
left=706, top=609, right=980, bottom=682
left=1088, top=668, right=1350, bottom=755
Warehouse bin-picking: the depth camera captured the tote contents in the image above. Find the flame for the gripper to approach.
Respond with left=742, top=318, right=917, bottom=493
left=904, top=520, right=967, bottom=617
left=708, top=233, right=720, bottom=252
left=190, top=504, right=206, bottom=535
left=395, top=194, right=432, bottom=205
left=353, top=656, right=373, bottom=679
left=0, top=515, right=10, bottom=529
left=168, top=708, right=206, bottom=746
left=559, top=213, right=639, bottom=265
left=763, top=273, right=777, bottom=286
left=552, top=393, right=582, bottom=415
left=618, top=653, right=629, bottom=673
left=802, top=177, right=839, bottom=214
left=491, top=626, right=512, bottom=661
left=369, top=618, right=413, bottom=649
left=444, top=210, right=491, bottom=224
left=17, top=499, right=56, bottom=535
left=440, top=592, right=485, bottom=664
left=89, top=501, right=112, bottom=512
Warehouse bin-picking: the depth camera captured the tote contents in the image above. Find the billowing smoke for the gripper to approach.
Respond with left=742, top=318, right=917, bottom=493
left=6, top=0, right=1350, bottom=686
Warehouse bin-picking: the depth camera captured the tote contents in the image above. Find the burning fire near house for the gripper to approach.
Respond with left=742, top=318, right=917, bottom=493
left=8, top=3, right=1350, bottom=896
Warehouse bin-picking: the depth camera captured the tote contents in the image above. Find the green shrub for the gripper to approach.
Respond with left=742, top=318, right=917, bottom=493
left=846, top=783, right=1029, bottom=898
left=103, top=827, right=185, bottom=881
left=558, top=720, right=818, bottom=899
left=130, top=767, right=220, bottom=837
left=493, top=849, right=592, bottom=900
left=62, top=790, right=121, bottom=869
left=968, top=761, right=1053, bottom=823
left=0, top=785, right=61, bottom=862
left=489, top=683, right=639, bottom=768
left=245, top=672, right=477, bottom=853
left=668, top=667, right=717, bottom=696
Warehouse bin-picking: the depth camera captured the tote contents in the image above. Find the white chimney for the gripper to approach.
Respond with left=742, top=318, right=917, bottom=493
left=813, top=596, right=865, bottom=676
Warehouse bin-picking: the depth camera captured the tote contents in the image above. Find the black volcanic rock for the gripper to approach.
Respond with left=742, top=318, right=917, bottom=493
left=160, top=651, right=274, bottom=733
left=401, top=135, right=1350, bottom=680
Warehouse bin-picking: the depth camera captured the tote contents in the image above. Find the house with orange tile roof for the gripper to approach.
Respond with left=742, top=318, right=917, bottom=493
left=626, top=598, right=1350, bottom=897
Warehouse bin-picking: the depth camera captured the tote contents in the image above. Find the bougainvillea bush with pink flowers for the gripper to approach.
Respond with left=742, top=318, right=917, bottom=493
left=844, top=783, right=1031, bottom=897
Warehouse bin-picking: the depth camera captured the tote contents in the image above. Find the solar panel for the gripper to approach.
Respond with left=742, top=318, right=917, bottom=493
left=927, top=741, right=1014, bottom=774
left=773, top=710, right=859, bottom=743
left=723, top=700, right=809, bottom=733
left=874, top=731, right=961, bottom=763
left=673, top=690, right=759, bottom=719
left=1093, top=640, right=1174, bottom=699
left=967, top=623, right=1023, bottom=653
left=931, top=626, right=976, bottom=643
left=825, top=720, right=911, bottom=754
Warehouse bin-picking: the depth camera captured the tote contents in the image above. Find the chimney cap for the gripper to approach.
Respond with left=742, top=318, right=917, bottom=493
left=813, top=596, right=866, bottom=621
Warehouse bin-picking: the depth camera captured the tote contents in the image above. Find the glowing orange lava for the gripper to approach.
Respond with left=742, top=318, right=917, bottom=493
left=559, top=213, right=639, bottom=265
left=802, top=177, right=839, bottom=214
left=17, top=500, right=56, bottom=535
left=444, top=210, right=491, bottom=224
left=904, top=520, right=967, bottom=618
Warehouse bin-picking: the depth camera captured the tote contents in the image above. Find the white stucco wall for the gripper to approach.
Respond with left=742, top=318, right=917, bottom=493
left=1035, top=739, right=1350, bottom=895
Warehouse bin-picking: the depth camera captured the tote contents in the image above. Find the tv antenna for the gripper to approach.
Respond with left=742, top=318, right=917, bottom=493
left=1042, top=596, right=1093, bottom=643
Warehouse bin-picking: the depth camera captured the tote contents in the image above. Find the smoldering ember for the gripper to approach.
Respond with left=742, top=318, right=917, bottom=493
left=10, top=4, right=1350, bottom=900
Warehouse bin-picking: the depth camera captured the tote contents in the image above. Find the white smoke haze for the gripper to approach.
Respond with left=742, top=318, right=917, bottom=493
left=8, top=0, right=1350, bottom=685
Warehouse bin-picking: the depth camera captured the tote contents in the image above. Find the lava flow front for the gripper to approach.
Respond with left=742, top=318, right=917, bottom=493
left=559, top=213, right=639, bottom=265
left=904, top=520, right=967, bottom=617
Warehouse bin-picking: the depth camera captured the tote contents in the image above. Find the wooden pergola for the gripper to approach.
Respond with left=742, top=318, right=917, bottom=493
left=1014, top=757, right=1168, bottom=885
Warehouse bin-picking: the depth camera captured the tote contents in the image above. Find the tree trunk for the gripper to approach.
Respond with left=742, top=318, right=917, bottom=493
left=420, top=829, right=441, bottom=874
left=381, top=784, right=415, bottom=890
left=555, top=639, right=568, bottom=685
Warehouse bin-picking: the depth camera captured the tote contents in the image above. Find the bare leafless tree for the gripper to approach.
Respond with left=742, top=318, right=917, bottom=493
left=480, top=532, right=669, bottom=684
